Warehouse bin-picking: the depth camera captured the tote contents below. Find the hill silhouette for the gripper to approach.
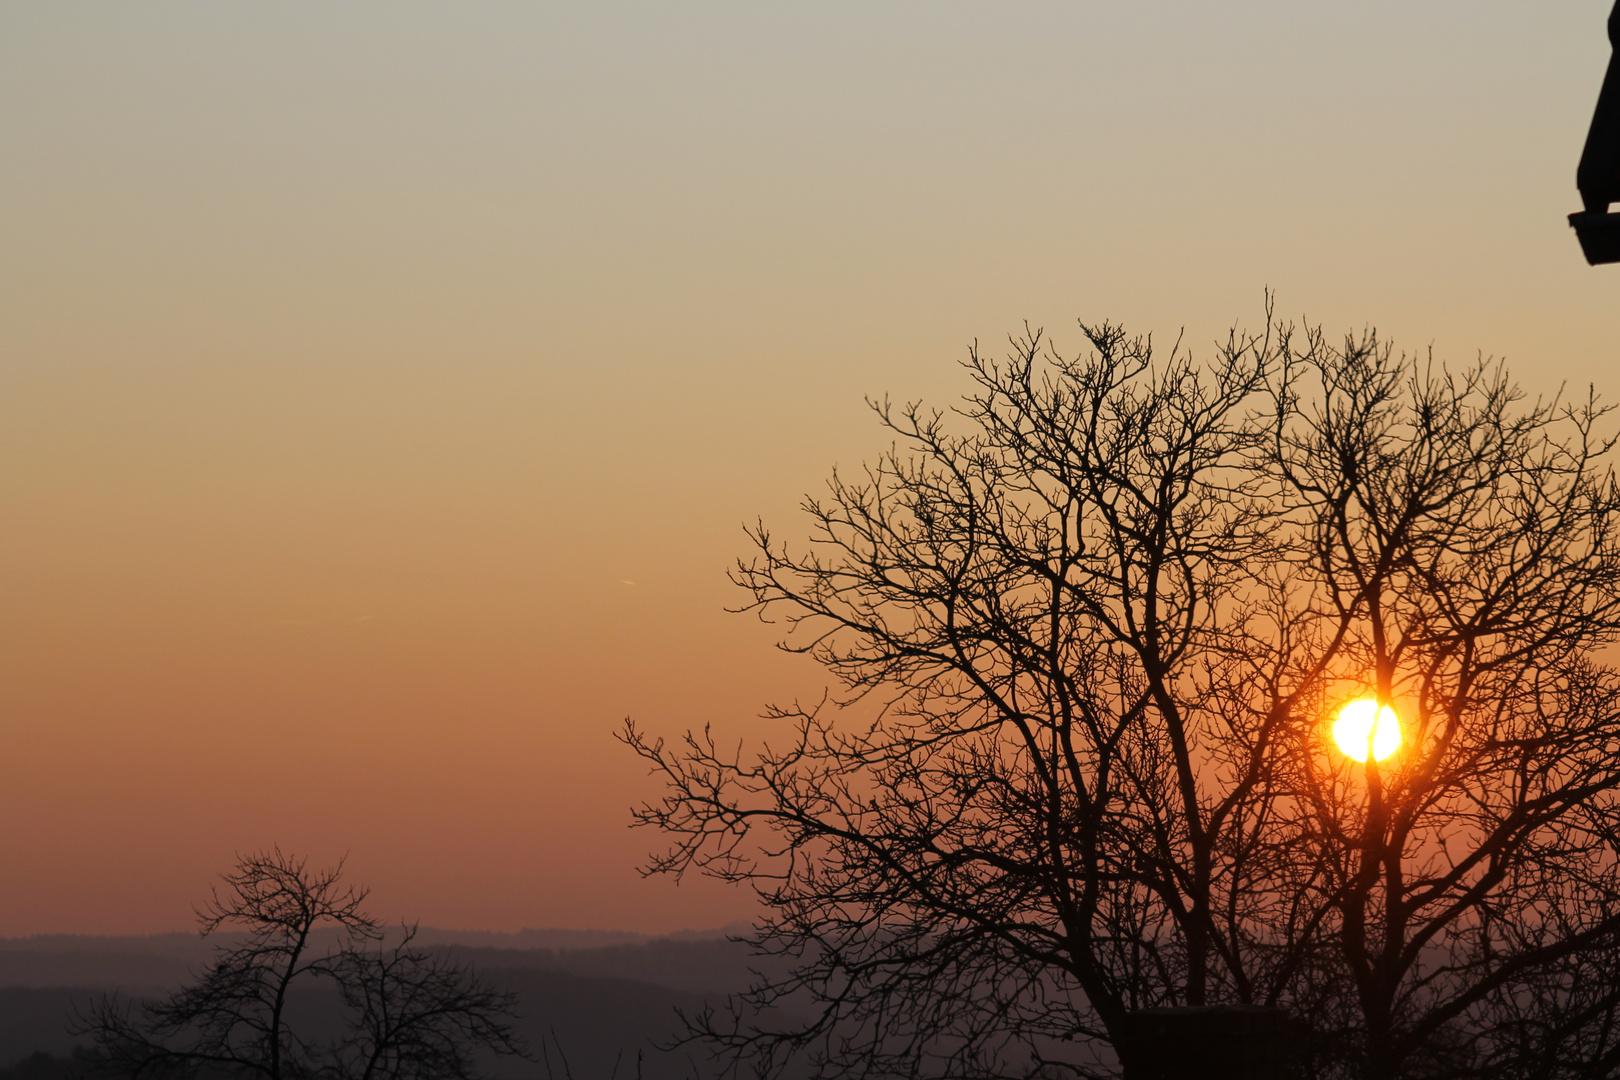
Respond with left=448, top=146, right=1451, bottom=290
left=0, top=927, right=777, bottom=1079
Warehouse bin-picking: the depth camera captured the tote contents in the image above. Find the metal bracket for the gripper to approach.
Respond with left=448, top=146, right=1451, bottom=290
left=1572, top=3, right=1620, bottom=264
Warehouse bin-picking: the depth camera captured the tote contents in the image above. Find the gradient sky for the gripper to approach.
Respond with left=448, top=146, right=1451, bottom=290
left=3, top=1, right=1619, bottom=936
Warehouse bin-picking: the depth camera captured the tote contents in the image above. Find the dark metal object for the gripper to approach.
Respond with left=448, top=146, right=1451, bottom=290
left=1120, top=1006, right=1304, bottom=1080
left=1572, top=3, right=1620, bottom=264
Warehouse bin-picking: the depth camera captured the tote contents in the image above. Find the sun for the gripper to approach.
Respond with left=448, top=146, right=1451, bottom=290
left=1333, top=699, right=1402, bottom=762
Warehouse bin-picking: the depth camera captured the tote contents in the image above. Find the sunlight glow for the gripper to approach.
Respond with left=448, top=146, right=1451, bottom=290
left=1332, top=699, right=1402, bottom=762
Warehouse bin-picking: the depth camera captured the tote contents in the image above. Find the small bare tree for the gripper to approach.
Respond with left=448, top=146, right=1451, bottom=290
left=625, top=309, right=1620, bottom=1080
left=79, top=849, right=521, bottom=1080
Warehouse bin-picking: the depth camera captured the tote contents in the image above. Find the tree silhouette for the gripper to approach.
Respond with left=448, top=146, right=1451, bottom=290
left=625, top=307, right=1620, bottom=1080
left=78, top=849, right=521, bottom=1080
left=1274, top=341, right=1620, bottom=1080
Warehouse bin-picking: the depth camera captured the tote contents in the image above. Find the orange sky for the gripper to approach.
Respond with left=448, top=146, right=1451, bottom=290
left=4, top=1, right=1620, bottom=935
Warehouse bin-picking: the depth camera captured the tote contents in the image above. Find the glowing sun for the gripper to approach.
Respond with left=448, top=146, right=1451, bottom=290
left=1333, top=699, right=1402, bottom=762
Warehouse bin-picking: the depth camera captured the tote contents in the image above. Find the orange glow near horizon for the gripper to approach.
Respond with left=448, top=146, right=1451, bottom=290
left=3, top=4, right=1619, bottom=937
left=1333, top=700, right=1402, bottom=763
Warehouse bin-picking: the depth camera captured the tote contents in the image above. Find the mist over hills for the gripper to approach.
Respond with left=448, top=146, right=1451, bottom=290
left=0, top=926, right=775, bottom=1079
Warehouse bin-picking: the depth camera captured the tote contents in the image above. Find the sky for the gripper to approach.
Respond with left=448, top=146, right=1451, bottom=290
left=3, top=1, right=1619, bottom=936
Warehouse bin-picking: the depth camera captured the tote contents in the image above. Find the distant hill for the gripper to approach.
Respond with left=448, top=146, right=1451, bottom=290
left=0, top=925, right=767, bottom=993
left=0, top=927, right=777, bottom=1077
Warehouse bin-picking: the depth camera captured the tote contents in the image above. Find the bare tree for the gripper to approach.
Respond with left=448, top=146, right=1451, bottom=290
left=79, top=849, right=521, bottom=1080
left=624, top=309, right=1620, bottom=1080
left=1270, top=332, right=1620, bottom=1080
